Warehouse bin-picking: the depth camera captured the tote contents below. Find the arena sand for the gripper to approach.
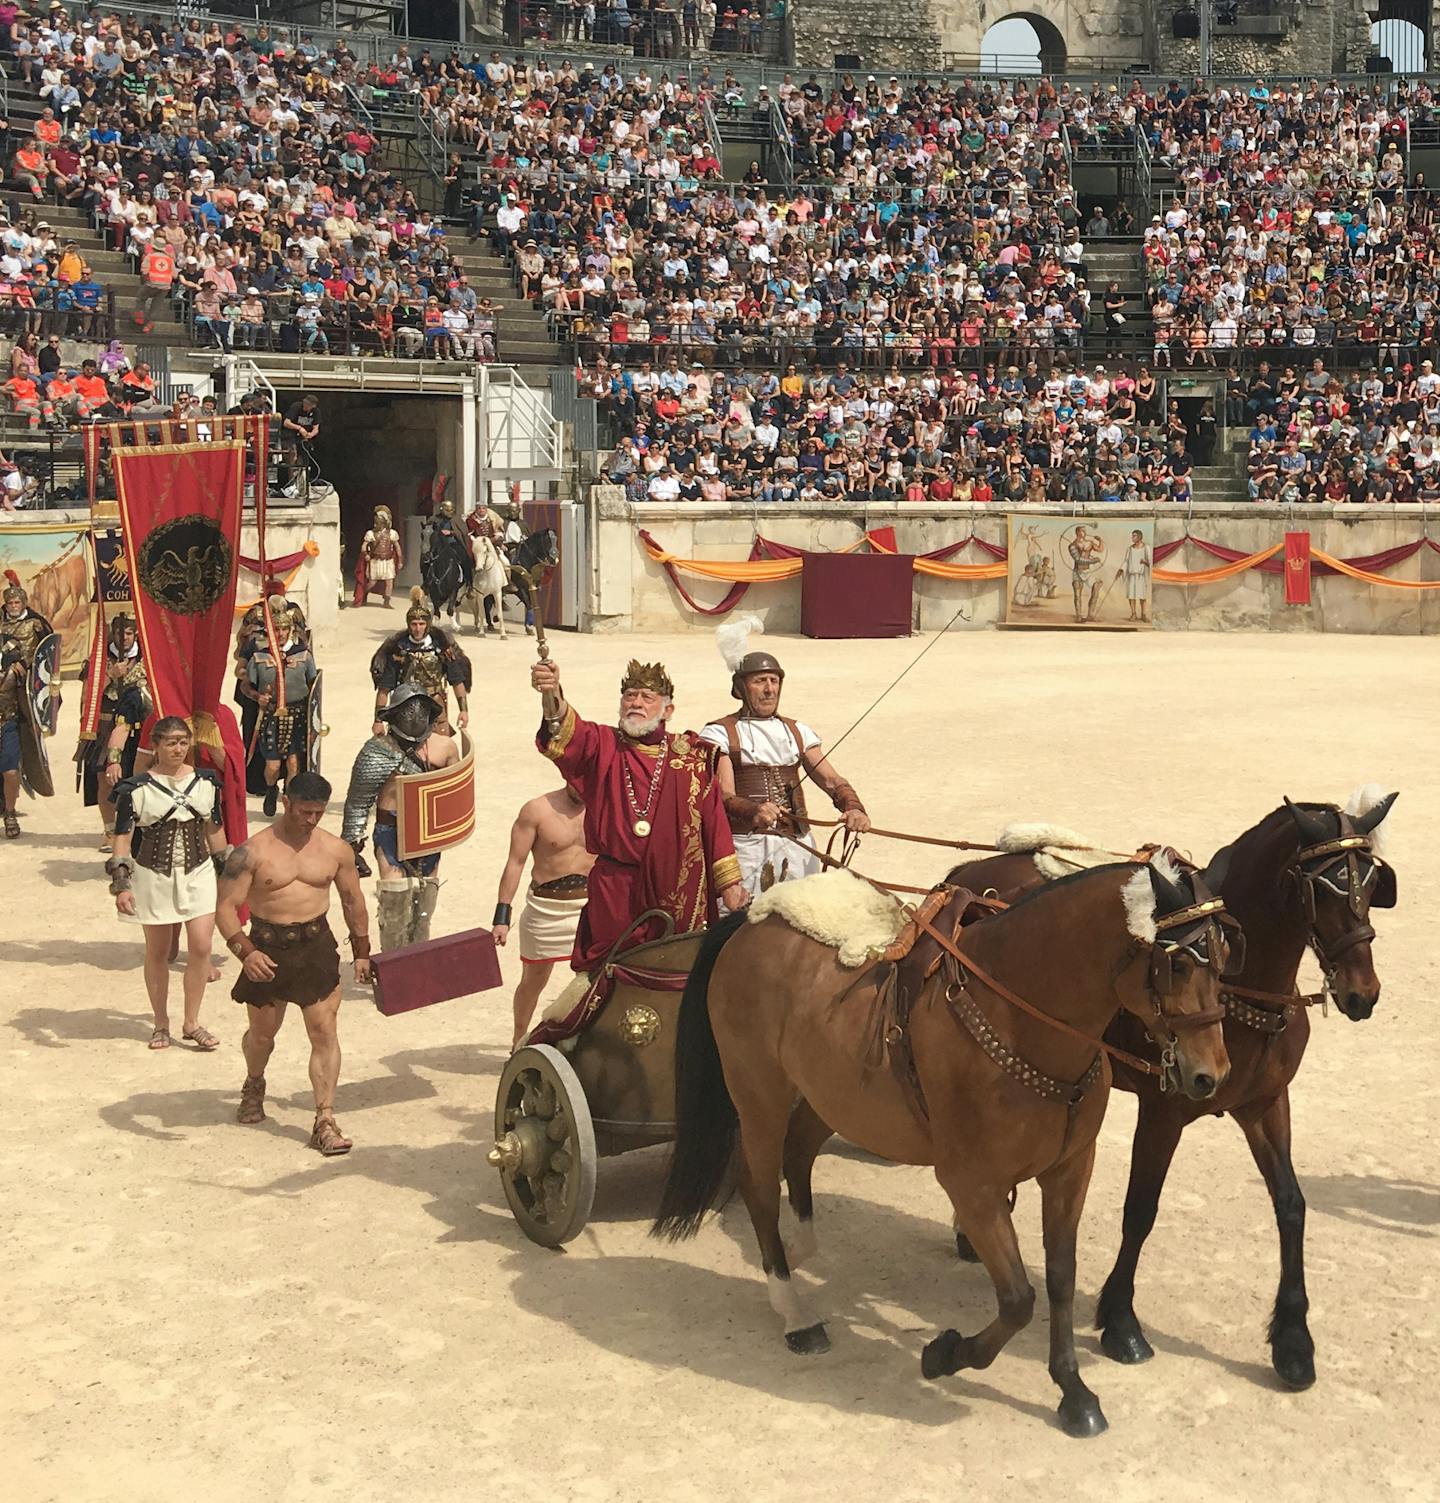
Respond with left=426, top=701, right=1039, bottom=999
left=5, top=611, right=1438, bottom=1503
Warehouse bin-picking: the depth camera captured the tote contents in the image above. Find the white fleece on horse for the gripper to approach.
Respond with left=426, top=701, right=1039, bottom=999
left=1121, top=851, right=1183, bottom=944
left=1344, top=784, right=1395, bottom=861
left=748, top=868, right=906, bottom=968
left=997, top=821, right=1114, bottom=879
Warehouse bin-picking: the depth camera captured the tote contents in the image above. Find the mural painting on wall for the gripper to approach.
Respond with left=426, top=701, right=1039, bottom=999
left=1006, top=515, right=1154, bottom=629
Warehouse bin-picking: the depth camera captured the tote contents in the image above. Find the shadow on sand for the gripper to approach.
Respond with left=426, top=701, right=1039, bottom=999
left=1305, top=1171, right=1440, bottom=1236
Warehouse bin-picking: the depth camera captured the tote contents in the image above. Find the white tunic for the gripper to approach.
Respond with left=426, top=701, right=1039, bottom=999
left=120, top=772, right=220, bottom=926
left=700, top=716, right=823, bottom=897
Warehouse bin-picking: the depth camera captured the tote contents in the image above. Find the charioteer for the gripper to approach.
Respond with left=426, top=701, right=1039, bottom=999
left=701, top=632, right=869, bottom=896
left=530, top=656, right=745, bottom=975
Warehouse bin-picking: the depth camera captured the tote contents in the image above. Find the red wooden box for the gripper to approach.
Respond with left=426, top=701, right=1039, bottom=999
left=371, top=927, right=504, bottom=1015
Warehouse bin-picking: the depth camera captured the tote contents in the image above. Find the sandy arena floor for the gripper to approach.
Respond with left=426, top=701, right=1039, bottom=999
left=5, top=610, right=1438, bottom=1503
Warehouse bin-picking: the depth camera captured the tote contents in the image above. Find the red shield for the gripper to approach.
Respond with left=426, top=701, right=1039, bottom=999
left=395, top=731, right=475, bottom=860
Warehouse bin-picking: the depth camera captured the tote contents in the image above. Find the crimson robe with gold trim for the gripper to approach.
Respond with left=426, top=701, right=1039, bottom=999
left=538, top=706, right=740, bottom=971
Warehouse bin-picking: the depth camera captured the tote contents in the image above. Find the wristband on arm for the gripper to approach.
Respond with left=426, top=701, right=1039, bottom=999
left=226, top=932, right=257, bottom=961
left=493, top=903, right=513, bottom=927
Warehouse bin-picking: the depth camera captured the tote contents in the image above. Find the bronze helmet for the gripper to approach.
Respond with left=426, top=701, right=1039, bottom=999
left=730, top=650, right=784, bottom=706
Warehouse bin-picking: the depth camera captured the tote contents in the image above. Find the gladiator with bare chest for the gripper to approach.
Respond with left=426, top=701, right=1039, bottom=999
left=216, top=772, right=371, bottom=1155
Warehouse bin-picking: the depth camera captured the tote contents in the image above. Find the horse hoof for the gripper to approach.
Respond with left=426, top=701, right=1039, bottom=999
left=1057, top=1396, right=1109, bottom=1439
left=784, top=1323, right=830, bottom=1356
left=1272, top=1332, right=1316, bottom=1391
left=1099, top=1321, right=1154, bottom=1366
left=921, top=1329, right=972, bottom=1380
left=954, top=1231, right=982, bottom=1263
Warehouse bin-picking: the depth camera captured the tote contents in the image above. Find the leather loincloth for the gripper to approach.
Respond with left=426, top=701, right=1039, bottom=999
left=232, top=915, right=341, bottom=1008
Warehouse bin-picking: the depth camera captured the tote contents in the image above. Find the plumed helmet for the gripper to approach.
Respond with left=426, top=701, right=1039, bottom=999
left=3, top=575, right=26, bottom=608
left=620, top=658, right=674, bottom=699
left=406, top=586, right=433, bottom=625
left=108, top=611, right=135, bottom=645
left=377, top=683, right=440, bottom=744
left=374, top=506, right=392, bottom=529
left=439, top=499, right=456, bottom=518
left=730, top=649, right=784, bottom=702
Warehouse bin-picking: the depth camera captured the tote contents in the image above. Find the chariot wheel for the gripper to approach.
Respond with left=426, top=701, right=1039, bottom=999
left=488, top=1044, right=598, bottom=1247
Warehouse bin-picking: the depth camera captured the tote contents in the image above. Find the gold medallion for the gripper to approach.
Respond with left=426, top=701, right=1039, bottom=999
left=634, top=818, right=652, bottom=837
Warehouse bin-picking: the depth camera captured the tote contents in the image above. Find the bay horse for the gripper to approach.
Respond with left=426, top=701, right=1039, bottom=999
left=944, top=790, right=1398, bottom=1390
left=652, top=857, right=1236, bottom=1438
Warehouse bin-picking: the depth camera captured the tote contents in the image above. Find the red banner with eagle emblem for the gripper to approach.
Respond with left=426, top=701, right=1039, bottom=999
left=113, top=439, right=245, bottom=752
left=1284, top=530, right=1312, bottom=605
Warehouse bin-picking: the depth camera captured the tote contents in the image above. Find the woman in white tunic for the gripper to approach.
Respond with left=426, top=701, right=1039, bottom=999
left=107, top=716, right=230, bottom=1051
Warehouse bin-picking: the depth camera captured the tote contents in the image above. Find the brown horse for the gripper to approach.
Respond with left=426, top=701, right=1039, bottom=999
left=652, top=857, right=1235, bottom=1438
left=946, top=790, right=1398, bottom=1389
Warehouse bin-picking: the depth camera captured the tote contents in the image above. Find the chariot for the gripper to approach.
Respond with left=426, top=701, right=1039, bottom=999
left=485, top=915, right=702, bottom=1246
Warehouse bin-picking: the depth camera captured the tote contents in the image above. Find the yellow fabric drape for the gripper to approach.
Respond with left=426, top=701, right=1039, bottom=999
left=1312, top=548, right=1440, bottom=591
left=1153, top=543, right=1284, bottom=585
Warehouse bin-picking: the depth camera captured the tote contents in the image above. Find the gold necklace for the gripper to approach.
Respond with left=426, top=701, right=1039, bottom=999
left=621, top=739, right=665, bottom=837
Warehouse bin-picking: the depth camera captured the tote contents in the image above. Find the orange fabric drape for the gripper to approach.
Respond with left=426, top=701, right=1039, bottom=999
left=1153, top=543, right=1284, bottom=585
left=1311, top=547, right=1440, bottom=591
left=639, top=533, right=868, bottom=584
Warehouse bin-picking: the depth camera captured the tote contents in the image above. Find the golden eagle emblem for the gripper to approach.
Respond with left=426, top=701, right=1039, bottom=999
left=136, top=514, right=233, bottom=615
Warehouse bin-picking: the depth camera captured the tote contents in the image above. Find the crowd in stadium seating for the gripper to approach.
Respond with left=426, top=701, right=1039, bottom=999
left=8, top=4, right=1438, bottom=505
left=2, top=5, right=496, bottom=361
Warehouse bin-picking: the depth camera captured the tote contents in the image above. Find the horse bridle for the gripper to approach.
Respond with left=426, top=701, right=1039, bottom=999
left=1144, top=880, right=1238, bottom=1087
left=1286, top=812, right=1393, bottom=985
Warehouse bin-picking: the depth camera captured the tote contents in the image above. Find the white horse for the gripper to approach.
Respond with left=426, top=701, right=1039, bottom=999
left=462, top=534, right=509, bottom=638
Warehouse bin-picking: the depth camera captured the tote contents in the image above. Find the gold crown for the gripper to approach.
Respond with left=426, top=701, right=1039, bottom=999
left=621, top=659, right=674, bottom=699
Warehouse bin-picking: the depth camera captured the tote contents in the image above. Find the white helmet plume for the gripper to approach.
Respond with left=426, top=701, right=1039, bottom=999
left=716, top=614, right=764, bottom=673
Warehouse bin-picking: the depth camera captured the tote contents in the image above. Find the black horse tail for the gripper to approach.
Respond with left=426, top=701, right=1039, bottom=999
left=651, top=909, right=749, bottom=1242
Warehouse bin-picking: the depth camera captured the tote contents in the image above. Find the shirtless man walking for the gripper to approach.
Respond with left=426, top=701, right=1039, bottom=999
left=492, top=782, right=593, bottom=1045
left=216, top=770, right=372, bottom=1156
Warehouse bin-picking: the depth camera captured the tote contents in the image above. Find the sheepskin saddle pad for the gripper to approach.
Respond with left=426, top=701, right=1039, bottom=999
left=748, top=867, right=906, bottom=968
left=997, top=822, right=1116, bottom=880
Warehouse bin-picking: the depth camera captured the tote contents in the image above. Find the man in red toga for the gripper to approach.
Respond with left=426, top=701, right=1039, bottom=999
left=530, top=656, right=746, bottom=970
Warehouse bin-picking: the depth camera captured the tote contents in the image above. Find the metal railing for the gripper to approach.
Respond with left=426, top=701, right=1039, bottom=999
left=1136, top=128, right=1153, bottom=215
left=769, top=97, right=795, bottom=188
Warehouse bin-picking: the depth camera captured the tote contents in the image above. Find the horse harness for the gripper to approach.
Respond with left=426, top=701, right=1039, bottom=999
left=1222, top=813, right=1393, bottom=1033
left=869, top=874, right=1236, bottom=1130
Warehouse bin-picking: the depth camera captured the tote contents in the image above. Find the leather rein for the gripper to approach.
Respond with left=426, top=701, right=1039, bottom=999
left=907, top=882, right=1233, bottom=1094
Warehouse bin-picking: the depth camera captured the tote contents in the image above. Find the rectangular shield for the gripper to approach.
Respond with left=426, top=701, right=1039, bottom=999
left=371, top=926, right=504, bottom=1016
left=395, top=730, right=475, bottom=860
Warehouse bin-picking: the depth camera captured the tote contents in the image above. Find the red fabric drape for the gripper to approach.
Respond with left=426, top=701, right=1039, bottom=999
left=1285, top=531, right=1312, bottom=604
left=236, top=545, right=312, bottom=574
left=114, top=440, right=246, bottom=752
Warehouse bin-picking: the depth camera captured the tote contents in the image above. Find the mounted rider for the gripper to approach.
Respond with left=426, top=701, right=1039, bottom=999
left=701, top=623, right=870, bottom=896
left=341, top=683, right=460, bottom=949
left=370, top=591, right=471, bottom=737
left=421, top=499, right=474, bottom=627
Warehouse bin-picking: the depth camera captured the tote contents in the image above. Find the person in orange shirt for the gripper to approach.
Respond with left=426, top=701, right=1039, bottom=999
left=33, top=108, right=62, bottom=147
left=55, top=242, right=85, bottom=285
left=12, top=139, right=49, bottom=198
left=3, top=372, right=54, bottom=427
left=47, top=368, right=83, bottom=426
left=74, top=360, right=111, bottom=415
left=135, top=243, right=175, bottom=332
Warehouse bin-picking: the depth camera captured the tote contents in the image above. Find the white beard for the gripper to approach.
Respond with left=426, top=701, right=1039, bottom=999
left=618, top=711, right=665, bottom=739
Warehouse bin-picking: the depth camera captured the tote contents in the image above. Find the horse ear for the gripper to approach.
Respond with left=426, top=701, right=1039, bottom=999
left=1283, top=796, right=1330, bottom=847
left=1352, top=790, right=1398, bottom=836
left=1147, top=859, right=1190, bottom=916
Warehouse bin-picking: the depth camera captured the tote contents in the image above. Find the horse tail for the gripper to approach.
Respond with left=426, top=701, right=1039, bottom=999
left=651, top=909, right=749, bottom=1242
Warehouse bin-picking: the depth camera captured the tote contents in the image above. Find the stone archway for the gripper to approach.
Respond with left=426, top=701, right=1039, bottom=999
left=980, top=12, right=1069, bottom=71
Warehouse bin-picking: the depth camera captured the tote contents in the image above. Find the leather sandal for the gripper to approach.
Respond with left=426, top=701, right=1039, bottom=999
left=310, top=1112, right=353, bottom=1156
left=237, top=1075, right=267, bottom=1124
left=183, top=1025, right=220, bottom=1052
left=3, top=811, right=18, bottom=839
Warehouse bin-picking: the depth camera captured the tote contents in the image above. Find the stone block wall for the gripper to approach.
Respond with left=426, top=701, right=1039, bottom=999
left=1152, top=0, right=1372, bottom=78
left=791, top=0, right=943, bottom=73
